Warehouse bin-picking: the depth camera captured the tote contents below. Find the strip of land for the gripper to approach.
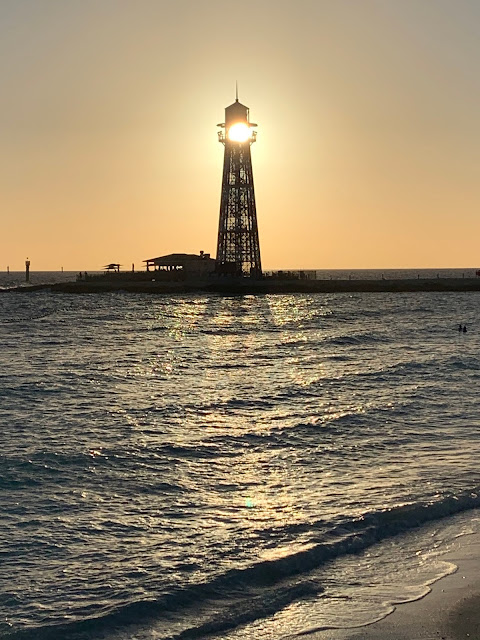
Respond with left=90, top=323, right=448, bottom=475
left=4, top=277, right=480, bottom=294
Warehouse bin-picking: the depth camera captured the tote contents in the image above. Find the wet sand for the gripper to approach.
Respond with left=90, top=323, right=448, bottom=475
left=309, top=532, right=480, bottom=640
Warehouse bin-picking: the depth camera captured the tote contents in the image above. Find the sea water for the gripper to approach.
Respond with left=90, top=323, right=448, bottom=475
left=0, top=281, right=479, bottom=639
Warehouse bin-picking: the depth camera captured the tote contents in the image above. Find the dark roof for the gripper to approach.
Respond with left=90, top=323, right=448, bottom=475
left=143, top=253, right=213, bottom=264
left=226, top=99, right=248, bottom=110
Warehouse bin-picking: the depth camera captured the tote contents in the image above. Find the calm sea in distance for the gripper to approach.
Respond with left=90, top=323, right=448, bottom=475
left=1, top=270, right=479, bottom=639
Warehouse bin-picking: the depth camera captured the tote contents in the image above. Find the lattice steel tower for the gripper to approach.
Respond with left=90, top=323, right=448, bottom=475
left=216, top=94, right=262, bottom=278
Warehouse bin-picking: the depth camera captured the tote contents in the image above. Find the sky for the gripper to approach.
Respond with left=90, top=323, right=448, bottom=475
left=1, top=0, right=479, bottom=270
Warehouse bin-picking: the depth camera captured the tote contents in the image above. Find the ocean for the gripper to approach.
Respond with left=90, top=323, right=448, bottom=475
left=1, top=273, right=479, bottom=639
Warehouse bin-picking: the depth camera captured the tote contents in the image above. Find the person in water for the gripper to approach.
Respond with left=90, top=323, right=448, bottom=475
left=463, top=325, right=467, bottom=333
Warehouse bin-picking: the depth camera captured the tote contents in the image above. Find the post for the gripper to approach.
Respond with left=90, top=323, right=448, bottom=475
left=25, top=258, right=30, bottom=283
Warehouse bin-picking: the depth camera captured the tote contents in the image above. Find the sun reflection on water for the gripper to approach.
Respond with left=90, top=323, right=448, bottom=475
left=4, top=291, right=480, bottom=638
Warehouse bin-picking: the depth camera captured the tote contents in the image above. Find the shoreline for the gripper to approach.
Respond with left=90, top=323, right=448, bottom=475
left=309, top=529, right=480, bottom=640
left=4, top=277, right=480, bottom=294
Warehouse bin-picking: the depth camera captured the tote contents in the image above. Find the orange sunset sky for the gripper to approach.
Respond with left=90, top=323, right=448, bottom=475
left=1, top=0, right=479, bottom=271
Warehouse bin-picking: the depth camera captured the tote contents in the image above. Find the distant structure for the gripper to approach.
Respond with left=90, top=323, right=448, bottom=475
left=216, top=93, right=262, bottom=278
left=104, top=263, right=121, bottom=273
left=144, top=252, right=215, bottom=276
left=25, top=258, right=30, bottom=283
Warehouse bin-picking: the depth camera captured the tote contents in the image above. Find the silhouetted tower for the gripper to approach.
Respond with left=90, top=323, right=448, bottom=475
left=216, top=94, right=262, bottom=278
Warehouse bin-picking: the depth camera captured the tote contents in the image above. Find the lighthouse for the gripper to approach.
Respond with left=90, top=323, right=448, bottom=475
left=216, top=93, right=262, bottom=278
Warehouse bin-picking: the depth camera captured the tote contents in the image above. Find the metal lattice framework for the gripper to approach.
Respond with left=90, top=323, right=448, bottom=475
left=216, top=98, right=262, bottom=278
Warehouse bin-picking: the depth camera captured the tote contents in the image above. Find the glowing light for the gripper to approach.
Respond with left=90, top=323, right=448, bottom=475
left=228, top=122, right=251, bottom=142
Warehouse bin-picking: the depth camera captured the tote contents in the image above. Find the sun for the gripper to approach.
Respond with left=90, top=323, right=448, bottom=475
left=228, top=122, right=251, bottom=142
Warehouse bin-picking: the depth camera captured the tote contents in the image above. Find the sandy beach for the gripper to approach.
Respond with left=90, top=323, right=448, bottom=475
left=309, top=529, right=480, bottom=640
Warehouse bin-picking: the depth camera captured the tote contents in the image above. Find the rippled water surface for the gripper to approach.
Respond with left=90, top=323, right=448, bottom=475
left=1, top=290, right=479, bottom=639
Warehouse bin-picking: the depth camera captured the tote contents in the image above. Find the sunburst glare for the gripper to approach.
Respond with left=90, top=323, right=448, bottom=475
left=228, top=122, right=251, bottom=142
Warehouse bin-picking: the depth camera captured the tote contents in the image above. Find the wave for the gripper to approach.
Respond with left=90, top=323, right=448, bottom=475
left=444, top=355, right=480, bottom=370
left=5, top=490, right=480, bottom=640
left=326, top=333, right=388, bottom=346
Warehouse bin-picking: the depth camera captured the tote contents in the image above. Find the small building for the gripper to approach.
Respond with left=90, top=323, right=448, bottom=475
left=143, top=251, right=215, bottom=276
